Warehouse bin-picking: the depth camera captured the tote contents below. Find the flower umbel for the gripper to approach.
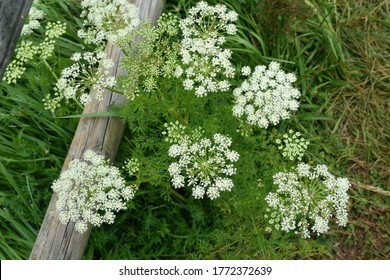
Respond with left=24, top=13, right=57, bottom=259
left=264, top=163, right=350, bottom=238
left=168, top=132, right=239, bottom=200
left=51, top=150, right=135, bottom=233
left=175, top=1, right=238, bottom=97
left=232, top=62, right=300, bottom=128
left=43, top=51, right=116, bottom=111
left=276, top=130, right=309, bottom=161
left=162, top=121, right=187, bottom=144
left=78, top=0, right=139, bottom=45
left=3, top=19, right=66, bottom=84
left=123, top=157, right=140, bottom=177
left=2, top=41, right=38, bottom=84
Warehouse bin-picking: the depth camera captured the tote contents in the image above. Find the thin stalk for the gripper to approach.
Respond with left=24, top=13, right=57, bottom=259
left=169, top=187, right=188, bottom=203
left=105, top=86, right=125, bottom=95
left=41, top=59, right=59, bottom=80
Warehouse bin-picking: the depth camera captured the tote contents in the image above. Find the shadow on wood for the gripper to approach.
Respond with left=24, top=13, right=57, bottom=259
left=29, top=0, right=164, bottom=260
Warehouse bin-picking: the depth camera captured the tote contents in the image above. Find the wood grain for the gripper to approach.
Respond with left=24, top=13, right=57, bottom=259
left=29, top=0, right=164, bottom=260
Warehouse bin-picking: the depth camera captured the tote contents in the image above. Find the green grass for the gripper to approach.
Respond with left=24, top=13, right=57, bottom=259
left=322, top=0, right=390, bottom=259
left=1, top=0, right=388, bottom=259
left=0, top=0, right=87, bottom=259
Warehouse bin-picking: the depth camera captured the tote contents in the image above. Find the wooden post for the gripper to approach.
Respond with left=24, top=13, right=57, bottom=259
left=0, top=0, right=34, bottom=80
left=29, top=0, right=164, bottom=260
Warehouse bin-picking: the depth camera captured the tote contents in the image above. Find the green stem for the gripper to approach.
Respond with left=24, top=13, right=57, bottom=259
left=105, top=86, right=125, bottom=95
left=41, top=59, right=58, bottom=80
left=72, top=97, right=84, bottom=110
left=166, top=232, right=189, bottom=239
left=156, top=84, right=170, bottom=103
left=125, top=179, right=149, bottom=186
left=169, top=187, right=188, bottom=203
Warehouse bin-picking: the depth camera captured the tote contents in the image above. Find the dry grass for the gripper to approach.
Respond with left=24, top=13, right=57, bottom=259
left=325, top=0, right=390, bottom=259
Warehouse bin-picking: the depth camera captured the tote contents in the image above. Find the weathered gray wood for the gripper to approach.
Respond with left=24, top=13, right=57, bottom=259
left=0, top=0, right=33, bottom=80
left=29, top=0, right=164, bottom=260
left=136, top=0, right=164, bottom=25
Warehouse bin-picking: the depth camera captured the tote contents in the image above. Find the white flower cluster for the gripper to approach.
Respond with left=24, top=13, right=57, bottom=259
left=21, top=4, right=45, bottom=36
left=156, top=12, right=180, bottom=38
left=236, top=120, right=253, bottom=137
left=51, top=150, right=135, bottom=233
left=123, top=158, right=140, bottom=177
left=40, top=21, right=67, bottom=59
left=179, top=1, right=238, bottom=39
left=43, top=51, right=116, bottom=112
left=162, top=121, right=186, bottom=144
left=264, top=163, right=350, bottom=238
left=3, top=21, right=66, bottom=84
left=78, top=0, right=139, bottom=45
left=232, top=62, right=301, bottom=128
left=3, top=41, right=36, bottom=84
left=276, top=130, right=309, bottom=161
left=3, top=40, right=38, bottom=84
left=174, top=1, right=238, bottom=97
left=168, top=133, right=239, bottom=200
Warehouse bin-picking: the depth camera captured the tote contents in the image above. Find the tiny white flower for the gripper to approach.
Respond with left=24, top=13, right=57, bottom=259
left=241, top=66, right=252, bottom=76
left=174, top=66, right=184, bottom=77
left=71, top=53, right=82, bottom=62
